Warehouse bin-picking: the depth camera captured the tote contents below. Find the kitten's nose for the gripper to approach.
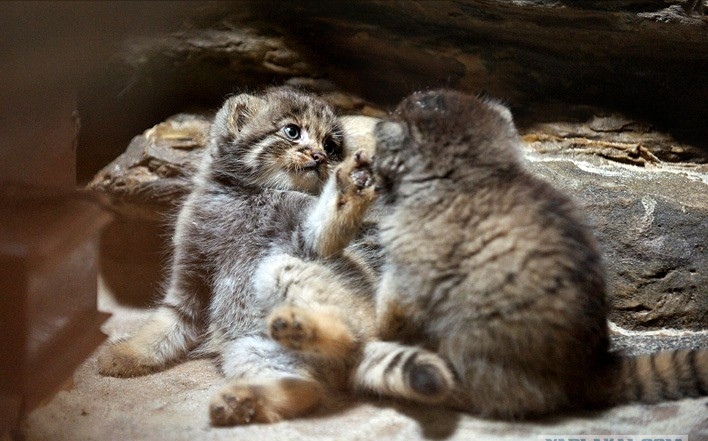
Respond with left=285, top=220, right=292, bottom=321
left=312, top=152, right=327, bottom=164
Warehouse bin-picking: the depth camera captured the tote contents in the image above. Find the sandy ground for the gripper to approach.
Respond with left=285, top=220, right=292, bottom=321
left=22, top=281, right=708, bottom=441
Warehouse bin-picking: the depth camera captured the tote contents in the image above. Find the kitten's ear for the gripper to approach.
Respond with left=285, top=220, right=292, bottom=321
left=484, top=99, right=514, bottom=124
left=216, top=93, right=265, bottom=135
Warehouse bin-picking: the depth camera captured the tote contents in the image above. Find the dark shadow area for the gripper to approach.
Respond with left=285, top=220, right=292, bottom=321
left=393, top=402, right=463, bottom=440
left=364, top=398, right=462, bottom=440
left=99, top=218, right=171, bottom=308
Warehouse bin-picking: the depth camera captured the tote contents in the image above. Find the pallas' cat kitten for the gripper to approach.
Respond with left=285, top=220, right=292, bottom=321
left=363, top=89, right=707, bottom=418
left=98, top=88, right=450, bottom=425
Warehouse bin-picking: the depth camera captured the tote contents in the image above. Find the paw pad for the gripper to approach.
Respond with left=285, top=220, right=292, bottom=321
left=210, top=389, right=258, bottom=426
left=350, top=150, right=374, bottom=189
left=268, top=310, right=312, bottom=350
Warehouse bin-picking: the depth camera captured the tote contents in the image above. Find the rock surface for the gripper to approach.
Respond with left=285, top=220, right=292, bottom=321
left=81, top=3, right=708, bottom=327
left=521, top=115, right=708, bottom=330
left=88, top=113, right=210, bottom=221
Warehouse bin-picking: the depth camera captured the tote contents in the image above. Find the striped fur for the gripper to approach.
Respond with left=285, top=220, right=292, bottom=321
left=585, top=349, right=708, bottom=408
left=352, top=341, right=455, bottom=404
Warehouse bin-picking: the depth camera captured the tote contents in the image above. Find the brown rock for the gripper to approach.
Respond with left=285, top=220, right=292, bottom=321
left=87, top=114, right=210, bottom=221
left=521, top=114, right=708, bottom=330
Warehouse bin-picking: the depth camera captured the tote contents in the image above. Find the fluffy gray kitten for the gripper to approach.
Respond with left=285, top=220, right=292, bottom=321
left=98, top=88, right=452, bottom=425
left=359, top=89, right=707, bottom=418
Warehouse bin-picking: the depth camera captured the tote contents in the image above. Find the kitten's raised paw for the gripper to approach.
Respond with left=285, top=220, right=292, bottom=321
left=336, top=149, right=375, bottom=194
left=209, top=384, right=278, bottom=425
left=268, top=306, right=316, bottom=351
left=349, top=150, right=374, bottom=190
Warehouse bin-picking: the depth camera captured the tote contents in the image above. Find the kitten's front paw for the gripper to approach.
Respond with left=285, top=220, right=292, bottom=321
left=210, top=383, right=278, bottom=425
left=336, top=149, right=375, bottom=194
left=406, top=351, right=456, bottom=404
left=349, top=150, right=375, bottom=190
left=268, top=306, right=316, bottom=351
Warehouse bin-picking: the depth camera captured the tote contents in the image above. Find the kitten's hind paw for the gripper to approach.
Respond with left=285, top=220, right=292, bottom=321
left=210, top=384, right=274, bottom=425
left=209, top=378, right=323, bottom=426
left=268, top=306, right=316, bottom=351
left=97, top=340, right=163, bottom=377
left=267, top=305, right=359, bottom=359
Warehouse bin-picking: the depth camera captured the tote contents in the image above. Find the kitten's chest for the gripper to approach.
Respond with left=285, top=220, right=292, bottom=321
left=190, top=190, right=294, bottom=253
left=382, top=195, right=467, bottom=257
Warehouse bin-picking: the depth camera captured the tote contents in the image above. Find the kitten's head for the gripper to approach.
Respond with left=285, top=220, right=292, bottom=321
left=374, top=89, right=520, bottom=191
left=208, top=87, right=345, bottom=194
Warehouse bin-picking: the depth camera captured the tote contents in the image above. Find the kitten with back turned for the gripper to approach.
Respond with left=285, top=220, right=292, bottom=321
left=97, top=87, right=452, bottom=425
left=348, top=89, right=707, bottom=418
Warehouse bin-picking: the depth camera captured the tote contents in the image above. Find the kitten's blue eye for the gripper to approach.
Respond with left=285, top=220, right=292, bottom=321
left=283, top=124, right=301, bottom=140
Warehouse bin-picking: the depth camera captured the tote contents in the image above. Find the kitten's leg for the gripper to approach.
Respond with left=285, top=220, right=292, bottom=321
left=98, top=256, right=206, bottom=377
left=371, top=280, right=450, bottom=403
left=256, top=253, right=374, bottom=363
left=302, top=149, right=376, bottom=258
left=352, top=341, right=456, bottom=405
left=209, top=336, right=324, bottom=425
left=210, top=376, right=323, bottom=426
left=98, top=306, right=197, bottom=377
left=375, top=272, right=423, bottom=341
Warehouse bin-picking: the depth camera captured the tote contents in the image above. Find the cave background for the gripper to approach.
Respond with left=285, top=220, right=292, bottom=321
left=69, top=0, right=708, bottom=184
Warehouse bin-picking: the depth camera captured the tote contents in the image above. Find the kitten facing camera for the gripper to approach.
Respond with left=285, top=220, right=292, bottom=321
left=98, top=87, right=377, bottom=424
left=97, top=88, right=453, bottom=426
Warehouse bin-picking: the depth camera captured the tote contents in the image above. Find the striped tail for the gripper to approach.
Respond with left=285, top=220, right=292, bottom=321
left=351, top=341, right=456, bottom=404
left=588, top=349, right=708, bottom=407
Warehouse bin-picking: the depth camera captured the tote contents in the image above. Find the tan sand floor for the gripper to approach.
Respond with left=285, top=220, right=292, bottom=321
left=22, top=281, right=708, bottom=441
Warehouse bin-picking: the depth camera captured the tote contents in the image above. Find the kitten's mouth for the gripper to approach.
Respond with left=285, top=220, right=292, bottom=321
left=301, top=160, right=320, bottom=172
